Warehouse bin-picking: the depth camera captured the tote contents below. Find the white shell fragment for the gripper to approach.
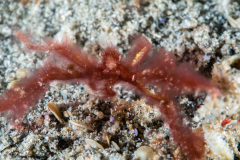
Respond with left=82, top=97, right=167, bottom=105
left=111, top=141, right=120, bottom=151
left=204, top=127, right=234, bottom=160
left=224, top=14, right=240, bottom=29
left=47, top=102, right=64, bottom=123
left=93, top=110, right=104, bottom=119
left=181, top=18, right=198, bottom=29
left=69, top=120, right=94, bottom=131
left=85, top=139, right=104, bottom=150
left=195, top=55, right=240, bottom=121
left=134, top=146, right=155, bottom=160
left=63, top=111, right=70, bottom=118
left=218, top=0, right=240, bottom=28
left=16, top=68, right=30, bottom=79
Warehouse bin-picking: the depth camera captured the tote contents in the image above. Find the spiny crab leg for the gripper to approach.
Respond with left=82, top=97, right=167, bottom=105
left=0, top=32, right=220, bottom=159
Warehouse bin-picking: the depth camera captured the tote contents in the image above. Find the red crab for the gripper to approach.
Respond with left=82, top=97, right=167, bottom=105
left=0, top=32, right=219, bottom=159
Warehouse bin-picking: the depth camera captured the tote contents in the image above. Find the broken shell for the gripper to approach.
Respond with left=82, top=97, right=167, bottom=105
left=218, top=0, right=240, bottom=29
left=93, top=110, right=104, bottom=119
left=111, top=141, right=120, bottom=151
left=69, top=120, right=94, bottom=131
left=204, top=127, right=234, bottom=159
left=63, top=111, right=70, bottom=117
left=16, top=68, right=30, bottom=79
left=47, top=102, right=64, bottom=123
left=135, top=146, right=155, bottom=160
left=103, top=131, right=111, bottom=146
left=106, top=135, right=111, bottom=146
left=12, top=137, right=18, bottom=143
left=224, top=14, right=240, bottom=28
left=85, top=139, right=104, bottom=150
left=181, top=18, right=198, bottom=29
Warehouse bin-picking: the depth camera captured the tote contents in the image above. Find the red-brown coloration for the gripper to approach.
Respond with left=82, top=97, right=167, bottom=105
left=221, top=118, right=231, bottom=126
left=0, top=31, right=219, bottom=159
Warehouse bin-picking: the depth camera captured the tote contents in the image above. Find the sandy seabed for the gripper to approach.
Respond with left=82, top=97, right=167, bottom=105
left=0, top=0, right=240, bottom=159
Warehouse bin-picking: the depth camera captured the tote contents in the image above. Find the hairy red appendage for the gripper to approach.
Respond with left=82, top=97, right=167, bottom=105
left=158, top=102, right=205, bottom=160
left=0, top=32, right=219, bottom=159
left=0, top=69, right=49, bottom=120
left=0, top=61, right=80, bottom=120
